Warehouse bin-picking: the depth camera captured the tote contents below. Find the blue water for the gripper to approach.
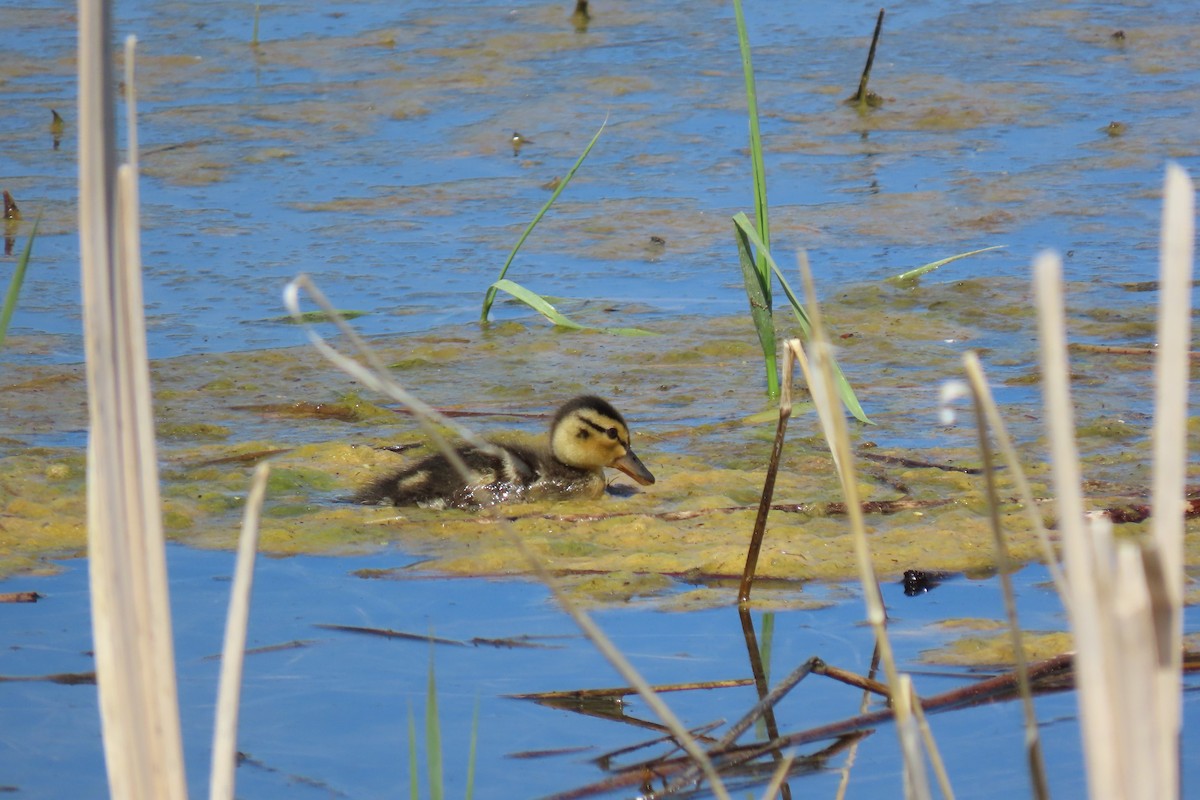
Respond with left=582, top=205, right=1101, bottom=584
left=2, top=0, right=1200, bottom=797
left=10, top=550, right=1191, bottom=799
left=3, top=0, right=1199, bottom=363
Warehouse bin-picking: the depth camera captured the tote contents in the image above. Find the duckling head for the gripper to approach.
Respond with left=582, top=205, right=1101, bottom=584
left=550, top=395, right=655, bottom=486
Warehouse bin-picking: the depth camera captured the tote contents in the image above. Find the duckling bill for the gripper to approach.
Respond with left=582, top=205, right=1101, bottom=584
left=355, top=395, right=654, bottom=509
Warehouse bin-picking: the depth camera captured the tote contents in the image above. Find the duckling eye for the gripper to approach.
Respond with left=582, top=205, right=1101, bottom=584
left=606, top=427, right=618, bottom=440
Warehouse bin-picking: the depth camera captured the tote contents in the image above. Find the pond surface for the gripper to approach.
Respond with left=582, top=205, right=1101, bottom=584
left=2, top=0, right=1200, bottom=797
left=6, top=551, right=1197, bottom=799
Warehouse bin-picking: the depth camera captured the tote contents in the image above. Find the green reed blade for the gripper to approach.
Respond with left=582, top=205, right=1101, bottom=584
left=0, top=214, right=40, bottom=350
left=735, top=218, right=779, bottom=396
left=465, top=697, right=479, bottom=800
left=480, top=118, right=608, bottom=323
left=489, top=279, right=654, bottom=336
left=425, top=655, right=443, bottom=800
left=887, top=244, right=1007, bottom=284
left=733, top=0, right=770, bottom=265
left=734, top=212, right=872, bottom=423
left=407, top=702, right=419, bottom=800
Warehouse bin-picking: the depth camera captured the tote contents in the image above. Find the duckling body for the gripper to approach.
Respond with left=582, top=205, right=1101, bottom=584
left=355, top=396, right=654, bottom=509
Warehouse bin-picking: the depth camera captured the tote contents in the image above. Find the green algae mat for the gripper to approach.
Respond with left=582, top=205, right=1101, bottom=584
left=2, top=278, right=1197, bottom=600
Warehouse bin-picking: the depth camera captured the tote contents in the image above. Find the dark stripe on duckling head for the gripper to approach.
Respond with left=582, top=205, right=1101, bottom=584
left=552, top=395, right=627, bottom=430
left=575, top=412, right=625, bottom=445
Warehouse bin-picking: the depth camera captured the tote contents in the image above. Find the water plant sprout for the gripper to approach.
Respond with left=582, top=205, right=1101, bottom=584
left=479, top=118, right=650, bottom=336
left=0, top=215, right=38, bottom=350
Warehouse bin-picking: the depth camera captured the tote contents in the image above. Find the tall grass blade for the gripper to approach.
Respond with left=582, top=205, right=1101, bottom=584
left=488, top=278, right=653, bottom=336
left=1034, top=236, right=1192, bottom=798
left=1033, top=252, right=1117, bottom=797
left=733, top=0, right=769, bottom=259
left=209, top=461, right=270, bottom=800
left=887, top=245, right=1006, bottom=284
left=465, top=698, right=479, bottom=800
left=0, top=214, right=39, bottom=350
left=480, top=118, right=607, bottom=323
left=79, top=17, right=186, bottom=799
left=734, top=213, right=870, bottom=423
left=425, top=653, right=444, bottom=800
left=733, top=0, right=775, bottom=397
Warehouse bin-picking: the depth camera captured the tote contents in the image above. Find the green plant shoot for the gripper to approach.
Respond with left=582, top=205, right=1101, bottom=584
left=488, top=279, right=653, bottom=336
left=733, top=213, right=871, bottom=424
left=0, top=214, right=39, bottom=351
left=480, top=119, right=607, bottom=323
left=732, top=0, right=779, bottom=397
left=887, top=245, right=1007, bottom=284
left=426, top=654, right=444, bottom=800
left=407, top=652, right=477, bottom=800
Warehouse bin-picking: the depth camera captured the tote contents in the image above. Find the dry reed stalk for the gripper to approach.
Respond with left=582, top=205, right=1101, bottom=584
left=79, top=12, right=187, bottom=799
left=1147, top=164, right=1191, bottom=787
left=793, top=254, right=949, bottom=799
left=209, top=462, right=270, bottom=800
left=1033, top=164, right=1191, bottom=800
left=961, top=354, right=1049, bottom=799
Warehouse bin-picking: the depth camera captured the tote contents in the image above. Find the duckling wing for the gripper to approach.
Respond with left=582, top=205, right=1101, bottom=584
left=354, top=442, right=541, bottom=509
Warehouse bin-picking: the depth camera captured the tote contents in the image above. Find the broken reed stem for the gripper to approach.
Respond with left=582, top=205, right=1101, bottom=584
left=79, top=11, right=187, bottom=799
left=851, top=8, right=885, bottom=104
left=666, top=656, right=816, bottom=792
left=286, top=277, right=732, bottom=800
left=962, top=353, right=1049, bottom=800
left=511, top=535, right=732, bottom=800
left=739, top=348, right=796, bottom=603
left=209, top=461, right=270, bottom=800
left=719, top=658, right=816, bottom=748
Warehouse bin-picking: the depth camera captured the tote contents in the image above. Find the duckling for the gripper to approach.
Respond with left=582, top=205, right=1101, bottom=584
left=354, top=395, right=655, bottom=509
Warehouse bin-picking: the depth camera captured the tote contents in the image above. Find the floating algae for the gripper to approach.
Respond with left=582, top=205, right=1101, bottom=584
left=0, top=287, right=1195, bottom=602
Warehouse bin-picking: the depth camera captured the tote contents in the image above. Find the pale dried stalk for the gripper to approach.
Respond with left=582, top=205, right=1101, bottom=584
left=1033, top=164, right=1191, bottom=800
left=1148, top=163, right=1191, bottom=790
left=80, top=9, right=186, bottom=799
left=961, top=355, right=1068, bottom=598
left=757, top=751, right=797, bottom=800
left=1034, top=252, right=1119, bottom=797
left=893, top=677, right=931, bottom=800
left=209, top=462, right=271, bottom=800
left=793, top=253, right=945, bottom=800
left=962, top=353, right=1049, bottom=800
